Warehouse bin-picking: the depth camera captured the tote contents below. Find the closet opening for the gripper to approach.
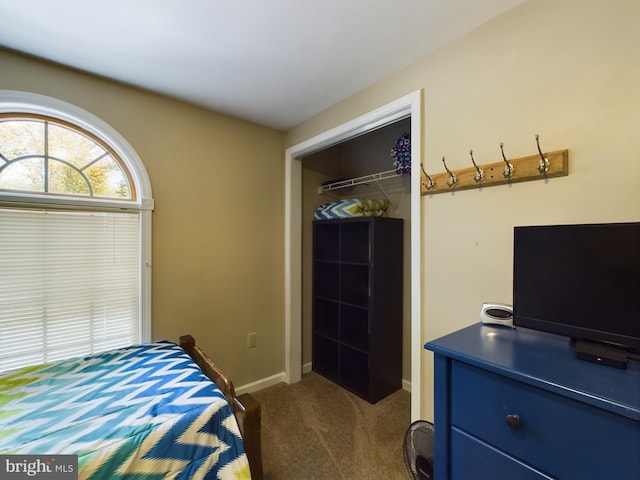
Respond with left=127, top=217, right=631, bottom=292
left=301, top=118, right=411, bottom=405
left=285, top=90, right=423, bottom=420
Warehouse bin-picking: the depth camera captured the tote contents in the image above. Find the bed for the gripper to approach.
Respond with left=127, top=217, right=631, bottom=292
left=0, top=334, right=263, bottom=480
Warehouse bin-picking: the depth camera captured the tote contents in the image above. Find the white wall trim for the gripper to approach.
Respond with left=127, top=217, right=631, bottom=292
left=408, top=90, right=424, bottom=421
left=284, top=150, right=302, bottom=384
left=237, top=370, right=412, bottom=396
left=0, top=90, right=153, bottom=209
left=402, top=378, right=412, bottom=393
left=284, top=90, right=424, bottom=420
left=236, top=372, right=286, bottom=396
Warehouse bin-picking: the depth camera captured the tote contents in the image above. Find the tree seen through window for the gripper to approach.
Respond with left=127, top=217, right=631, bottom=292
left=0, top=115, right=132, bottom=199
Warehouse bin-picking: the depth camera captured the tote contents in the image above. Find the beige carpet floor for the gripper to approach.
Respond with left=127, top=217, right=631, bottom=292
left=251, top=371, right=412, bottom=480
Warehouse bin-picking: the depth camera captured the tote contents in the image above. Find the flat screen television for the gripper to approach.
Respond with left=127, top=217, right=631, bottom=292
left=513, top=222, right=640, bottom=367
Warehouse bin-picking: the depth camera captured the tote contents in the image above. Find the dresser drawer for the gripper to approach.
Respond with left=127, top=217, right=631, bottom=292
left=451, top=361, right=640, bottom=480
left=451, top=428, right=551, bottom=480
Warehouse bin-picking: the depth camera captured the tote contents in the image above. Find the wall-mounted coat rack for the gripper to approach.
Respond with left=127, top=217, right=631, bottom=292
left=421, top=136, right=568, bottom=195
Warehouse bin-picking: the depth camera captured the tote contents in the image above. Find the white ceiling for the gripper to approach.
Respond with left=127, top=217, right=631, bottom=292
left=0, top=0, right=526, bottom=131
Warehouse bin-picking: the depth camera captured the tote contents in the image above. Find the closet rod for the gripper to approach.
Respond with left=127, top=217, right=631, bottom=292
left=318, top=169, right=401, bottom=194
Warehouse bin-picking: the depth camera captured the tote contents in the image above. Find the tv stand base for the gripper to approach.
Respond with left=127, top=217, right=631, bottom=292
left=572, top=339, right=628, bottom=369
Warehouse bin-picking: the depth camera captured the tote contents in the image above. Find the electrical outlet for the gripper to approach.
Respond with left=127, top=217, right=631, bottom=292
left=247, top=332, right=257, bottom=348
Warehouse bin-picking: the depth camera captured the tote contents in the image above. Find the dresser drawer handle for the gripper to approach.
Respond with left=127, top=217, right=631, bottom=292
left=506, top=414, right=524, bottom=430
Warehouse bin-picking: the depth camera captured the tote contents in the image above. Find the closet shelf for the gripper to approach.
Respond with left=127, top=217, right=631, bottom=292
left=318, top=170, right=404, bottom=194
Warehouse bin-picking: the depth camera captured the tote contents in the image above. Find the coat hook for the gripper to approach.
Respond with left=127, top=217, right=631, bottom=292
left=442, top=157, right=457, bottom=187
left=470, top=149, right=484, bottom=183
left=420, top=163, right=435, bottom=190
left=535, top=134, right=549, bottom=174
left=500, top=143, right=515, bottom=179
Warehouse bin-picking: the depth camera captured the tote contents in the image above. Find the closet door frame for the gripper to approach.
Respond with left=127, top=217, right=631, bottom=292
left=284, top=90, right=424, bottom=421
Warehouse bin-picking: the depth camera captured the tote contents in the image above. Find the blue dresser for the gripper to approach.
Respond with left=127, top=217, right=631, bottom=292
left=425, top=323, right=640, bottom=479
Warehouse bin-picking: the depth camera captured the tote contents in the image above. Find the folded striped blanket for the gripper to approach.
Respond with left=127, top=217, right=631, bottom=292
left=314, top=198, right=389, bottom=220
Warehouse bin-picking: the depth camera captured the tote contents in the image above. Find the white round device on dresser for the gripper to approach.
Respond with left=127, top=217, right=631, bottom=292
left=480, top=303, right=514, bottom=327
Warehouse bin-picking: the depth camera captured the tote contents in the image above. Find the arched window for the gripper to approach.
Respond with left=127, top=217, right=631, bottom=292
left=0, top=91, right=153, bottom=372
left=0, top=114, right=134, bottom=199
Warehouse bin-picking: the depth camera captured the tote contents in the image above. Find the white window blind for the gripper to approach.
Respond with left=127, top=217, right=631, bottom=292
left=0, top=208, right=140, bottom=372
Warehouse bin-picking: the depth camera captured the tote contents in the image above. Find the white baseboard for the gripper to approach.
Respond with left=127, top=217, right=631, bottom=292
left=402, top=378, right=411, bottom=393
left=237, top=364, right=412, bottom=396
left=236, top=372, right=285, bottom=395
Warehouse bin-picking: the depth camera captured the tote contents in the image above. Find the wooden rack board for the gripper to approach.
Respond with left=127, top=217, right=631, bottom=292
left=421, top=149, right=568, bottom=195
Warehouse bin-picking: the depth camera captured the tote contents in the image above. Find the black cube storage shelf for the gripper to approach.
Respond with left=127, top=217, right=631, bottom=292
left=312, top=217, right=403, bottom=403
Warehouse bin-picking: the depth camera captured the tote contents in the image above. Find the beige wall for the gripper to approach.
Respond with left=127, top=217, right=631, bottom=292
left=286, top=0, right=640, bottom=418
left=0, top=48, right=285, bottom=386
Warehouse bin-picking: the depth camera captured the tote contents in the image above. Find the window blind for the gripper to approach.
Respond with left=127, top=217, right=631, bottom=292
left=0, top=208, right=140, bottom=372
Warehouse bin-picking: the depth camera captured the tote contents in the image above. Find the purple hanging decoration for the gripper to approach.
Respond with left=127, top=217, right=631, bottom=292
left=391, top=133, right=411, bottom=175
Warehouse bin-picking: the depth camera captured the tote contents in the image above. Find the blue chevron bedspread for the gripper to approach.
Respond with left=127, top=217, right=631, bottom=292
left=0, top=341, right=250, bottom=479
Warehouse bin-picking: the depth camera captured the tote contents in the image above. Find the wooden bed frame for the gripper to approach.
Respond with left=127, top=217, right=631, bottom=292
left=180, top=335, right=263, bottom=480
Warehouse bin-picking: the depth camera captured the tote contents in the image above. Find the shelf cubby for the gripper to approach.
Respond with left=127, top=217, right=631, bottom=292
left=313, top=298, right=339, bottom=340
left=340, top=304, right=369, bottom=352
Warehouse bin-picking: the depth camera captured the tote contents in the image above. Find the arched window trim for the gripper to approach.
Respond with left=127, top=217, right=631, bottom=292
left=0, top=90, right=153, bottom=343
left=0, top=91, right=153, bottom=211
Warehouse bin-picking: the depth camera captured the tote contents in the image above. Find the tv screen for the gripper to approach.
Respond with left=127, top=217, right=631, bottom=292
left=513, top=222, right=640, bottom=354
